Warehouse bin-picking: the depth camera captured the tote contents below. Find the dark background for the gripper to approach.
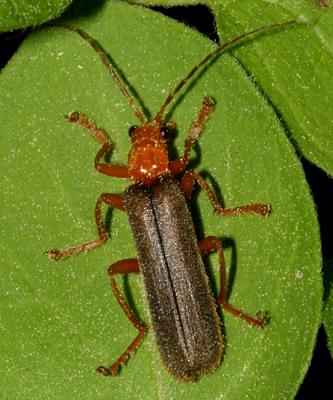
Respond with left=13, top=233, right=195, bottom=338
left=1, top=4, right=332, bottom=398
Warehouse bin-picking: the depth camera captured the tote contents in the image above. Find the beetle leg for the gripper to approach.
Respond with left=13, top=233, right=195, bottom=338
left=169, top=96, right=214, bottom=174
left=65, top=111, right=129, bottom=178
left=182, top=169, right=270, bottom=216
left=45, top=193, right=125, bottom=260
left=179, top=169, right=197, bottom=200
left=198, top=236, right=268, bottom=327
left=96, top=259, right=147, bottom=376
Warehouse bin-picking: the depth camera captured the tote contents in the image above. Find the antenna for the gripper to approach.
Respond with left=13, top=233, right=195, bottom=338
left=48, top=24, right=146, bottom=126
left=154, top=20, right=296, bottom=123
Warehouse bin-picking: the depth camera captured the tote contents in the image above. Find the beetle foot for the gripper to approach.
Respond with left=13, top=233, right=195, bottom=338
left=255, top=311, right=271, bottom=327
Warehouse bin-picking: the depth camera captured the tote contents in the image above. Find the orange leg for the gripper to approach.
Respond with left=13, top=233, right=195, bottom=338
left=45, top=193, right=125, bottom=260
left=66, top=111, right=129, bottom=178
left=46, top=111, right=130, bottom=260
left=169, top=96, right=214, bottom=174
left=180, top=169, right=270, bottom=216
left=96, top=259, right=147, bottom=376
left=198, top=236, right=268, bottom=327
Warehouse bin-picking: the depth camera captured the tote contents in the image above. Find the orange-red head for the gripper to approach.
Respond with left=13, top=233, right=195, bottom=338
left=128, top=123, right=170, bottom=186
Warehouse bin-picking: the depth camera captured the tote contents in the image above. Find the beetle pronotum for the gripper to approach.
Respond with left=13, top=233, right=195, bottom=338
left=46, top=20, right=295, bottom=381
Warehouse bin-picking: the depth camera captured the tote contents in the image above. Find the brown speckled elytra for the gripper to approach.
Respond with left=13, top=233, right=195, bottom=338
left=46, top=21, right=294, bottom=381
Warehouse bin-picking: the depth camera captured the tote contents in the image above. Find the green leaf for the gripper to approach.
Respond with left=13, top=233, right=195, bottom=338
left=0, top=0, right=73, bottom=32
left=323, top=259, right=333, bottom=359
left=0, top=0, right=322, bottom=399
left=124, top=0, right=206, bottom=5
left=212, top=0, right=333, bottom=176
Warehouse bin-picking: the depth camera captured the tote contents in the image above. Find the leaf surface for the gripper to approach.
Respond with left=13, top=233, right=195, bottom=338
left=0, top=0, right=72, bottom=31
left=0, top=1, right=322, bottom=398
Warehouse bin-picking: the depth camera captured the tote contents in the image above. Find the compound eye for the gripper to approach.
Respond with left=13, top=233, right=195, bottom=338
left=161, top=121, right=176, bottom=139
left=128, top=125, right=138, bottom=137
left=160, top=128, right=169, bottom=139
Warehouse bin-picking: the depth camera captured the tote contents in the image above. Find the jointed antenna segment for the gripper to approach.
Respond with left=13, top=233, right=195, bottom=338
left=154, top=20, right=296, bottom=123
left=49, top=24, right=146, bottom=126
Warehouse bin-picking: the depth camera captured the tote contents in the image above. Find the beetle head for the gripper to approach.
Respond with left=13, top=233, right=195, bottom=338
left=127, top=123, right=170, bottom=185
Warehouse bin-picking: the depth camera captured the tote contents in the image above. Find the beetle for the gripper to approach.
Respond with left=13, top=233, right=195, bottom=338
left=46, top=20, right=294, bottom=381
